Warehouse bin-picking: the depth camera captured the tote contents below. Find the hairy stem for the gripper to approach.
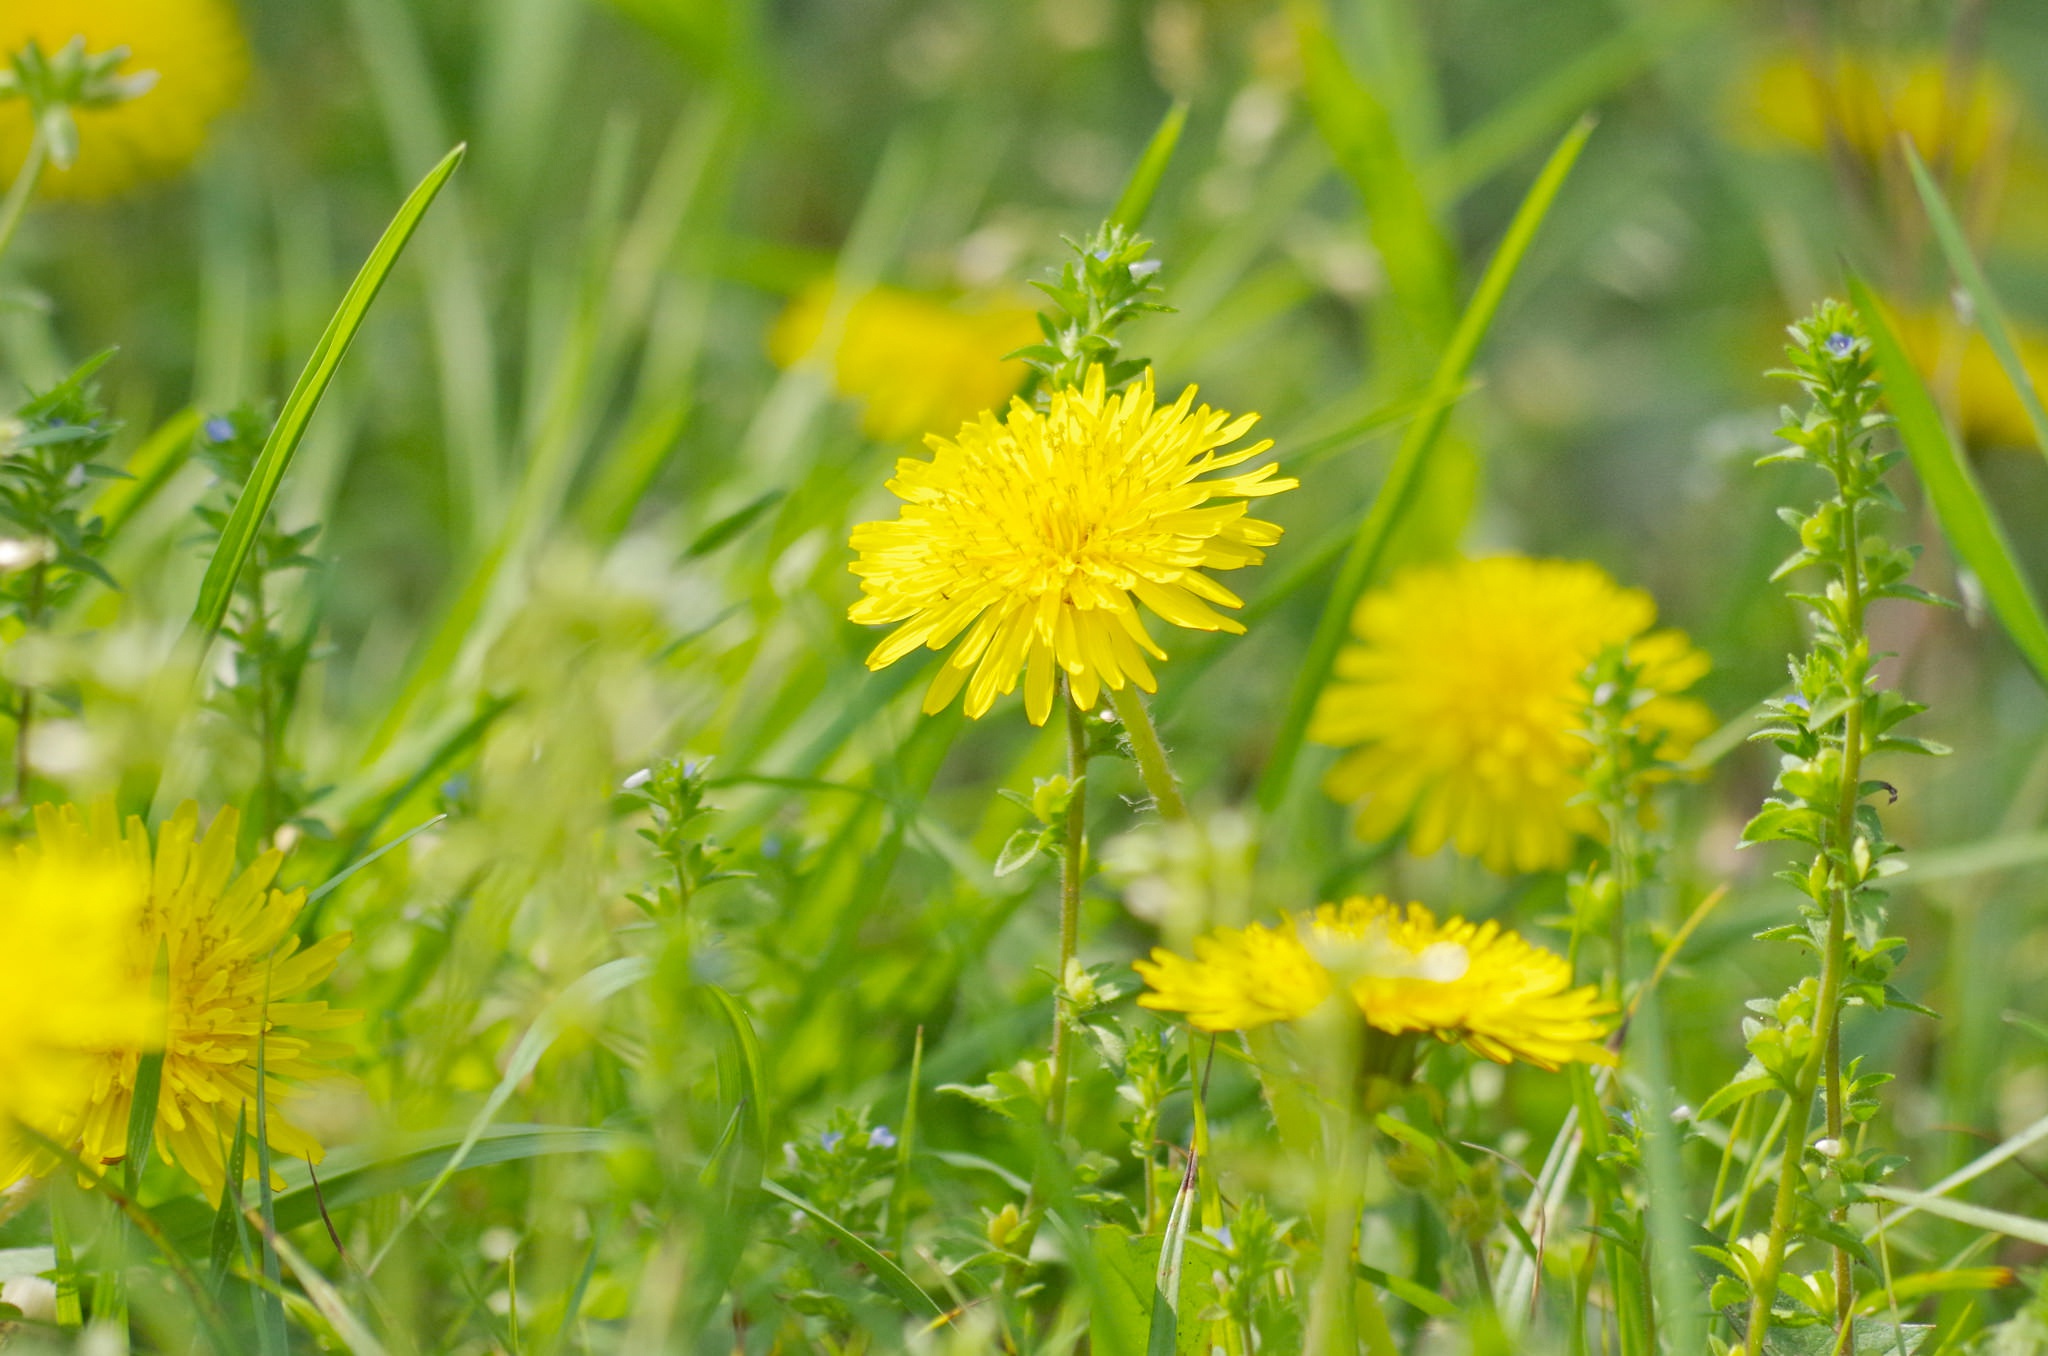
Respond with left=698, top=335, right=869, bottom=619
left=1045, top=685, right=1089, bottom=1140
left=1108, top=682, right=1186, bottom=821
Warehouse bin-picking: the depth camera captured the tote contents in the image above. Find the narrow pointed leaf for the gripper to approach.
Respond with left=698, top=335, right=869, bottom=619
left=1109, top=101, right=1189, bottom=232
left=1852, top=276, right=2048, bottom=691
left=189, top=143, right=465, bottom=645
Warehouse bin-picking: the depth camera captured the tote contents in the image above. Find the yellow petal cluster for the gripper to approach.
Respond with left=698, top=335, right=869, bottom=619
left=1135, top=896, right=1615, bottom=1071
left=1730, top=51, right=2017, bottom=174
left=1, top=802, right=356, bottom=1198
left=0, top=836, right=159, bottom=1184
left=771, top=283, right=1040, bottom=443
left=849, top=366, right=1295, bottom=725
left=0, top=0, right=249, bottom=201
left=1310, top=556, right=1711, bottom=875
left=1897, top=309, right=2048, bottom=452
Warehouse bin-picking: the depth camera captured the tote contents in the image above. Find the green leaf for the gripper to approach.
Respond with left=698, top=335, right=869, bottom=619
left=1903, top=141, right=2048, bottom=460
left=1091, top=1226, right=1153, bottom=1356
left=1760, top=1320, right=1931, bottom=1355
left=1259, top=114, right=1595, bottom=809
left=1852, top=276, right=2048, bottom=692
left=1354, top=1260, right=1456, bottom=1318
left=1108, top=100, right=1189, bottom=233
left=1696, top=1074, right=1777, bottom=1124
left=1149, top=1154, right=1198, bottom=1356
left=1863, top=1183, right=2048, bottom=1249
left=188, top=143, right=465, bottom=646
left=759, top=1179, right=946, bottom=1320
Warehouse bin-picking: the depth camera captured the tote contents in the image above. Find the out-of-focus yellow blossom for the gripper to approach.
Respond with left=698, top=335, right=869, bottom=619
left=0, top=838, right=158, bottom=1188
left=2, top=802, right=356, bottom=1198
left=770, top=283, right=1040, bottom=442
left=1898, top=310, right=2048, bottom=451
left=1732, top=51, right=2017, bottom=174
left=848, top=365, right=1295, bottom=725
left=1135, top=896, right=1615, bottom=1070
left=0, top=0, right=249, bottom=200
left=1310, top=556, right=1711, bottom=875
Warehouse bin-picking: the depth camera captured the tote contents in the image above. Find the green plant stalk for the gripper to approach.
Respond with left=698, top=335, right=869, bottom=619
left=1747, top=497, right=1866, bottom=1354
left=0, top=118, right=47, bottom=266
left=13, top=558, right=45, bottom=800
left=1109, top=683, right=1187, bottom=821
left=1046, top=686, right=1089, bottom=1140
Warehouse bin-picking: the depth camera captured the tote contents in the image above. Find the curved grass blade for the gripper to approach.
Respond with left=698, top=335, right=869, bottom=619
left=1258, top=114, right=1595, bottom=810
left=1109, top=100, right=1189, bottom=233
left=759, top=1180, right=946, bottom=1321
left=96, top=406, right=200, bottom=537
left=1852, top=276, right=2048, bottom=691
left=1148, top=1151, right=1198, bottom=1356
left=1862, top=1184, right=2048, bottom=1250
left=1903, top=141, right=2048, bottom=460
left=189, top=143, right=466, bottom=646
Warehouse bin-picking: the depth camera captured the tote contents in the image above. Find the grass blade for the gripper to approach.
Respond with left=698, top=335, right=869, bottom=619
left=254, top=1010, right=288, bottom=1356
left=1295, top=4, right=1456, bottom=346
left=1902, top=140, right=2048, bottom=460
left=1148, top=1151, right=1198, bottom=1356
left=1862, top=1184, right=2048, bottom=1250
left=889, top=1025, right=923, bottom=1258
left=1109, top=100, right=1189, bottom=232
left=207, top=1115, right=250, bottom=1295
left=96, top=406, right=200, bottom=536
left=189, top=143, right=465, bottom=646
left=758, top=1180, right=946, bottom=1320
left=1258, top=114, right=1595, bottom=809
left=1852, top=275, right=2048, bottom=690
left=260, top=1221, right=389, bottom=1356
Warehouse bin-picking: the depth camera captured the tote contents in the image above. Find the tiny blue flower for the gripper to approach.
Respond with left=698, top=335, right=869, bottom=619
left=1208, top=1224, right=1235, bottom=1250
left=869, top=1125, right=897, bottom=1149
left=204, top=416, right=236, bottom=443
left=820, top=1131, right=843, bottom=1152
left=1824, top=332, right=1853, bottom=358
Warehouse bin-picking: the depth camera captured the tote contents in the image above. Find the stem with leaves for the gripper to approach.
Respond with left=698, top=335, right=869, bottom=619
left=1736, top=302, right=1946, bottom=1356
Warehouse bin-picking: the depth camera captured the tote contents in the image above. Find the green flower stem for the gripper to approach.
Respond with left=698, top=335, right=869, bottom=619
left=1108, top=682, right=1187, bottom=821
left=1045, top=684, right=1090, bottom=1140
left=1746, top=478, right=1869, bottom=1356
left=0, top=119, right=47, bottom=268
left=13, top=557, right=45, bottom=801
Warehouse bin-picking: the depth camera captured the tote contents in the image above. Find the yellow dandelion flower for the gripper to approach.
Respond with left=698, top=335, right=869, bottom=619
left=0, top=0, right=249, bottom=201
left=0, top=843, right=159, bottom=1188
left=1897, top=309, right=2048, bottom=451
left=1731, top=51, right=2017, bottom=174
left=1135, top=896, right=1615, bottom=1071
left=1310, top=556, right=1711, bottom=875
left=770, top=283, right=1041, bottom=442
left=8, top=802, right=357, bottom=1198
left=849, top=366, right=1296, bottom=725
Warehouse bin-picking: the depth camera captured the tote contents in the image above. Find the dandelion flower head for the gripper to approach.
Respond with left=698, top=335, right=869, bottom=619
left=849, top=365, right=1295, bottom=725
left=1731, top=51, right=2017, bottom=175
left=6, top=802, right=357, bottom=1197
left=1310, top=556, right=1711, bottom=874
left=771, top=283, right=1040, bottom=443
left=0, top=0, right=249, bottom=201
left=1135, top=896, right=1615, bottom=1071
left=0, top=838, right=158, bottom=1187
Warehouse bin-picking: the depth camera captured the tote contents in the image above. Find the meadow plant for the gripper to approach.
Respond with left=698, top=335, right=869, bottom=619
left=9, top=7, right=2048, bottom=1356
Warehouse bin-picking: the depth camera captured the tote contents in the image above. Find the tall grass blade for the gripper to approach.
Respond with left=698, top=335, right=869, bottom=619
left=1902, top=141, right=2048, bottom=460
left=97, top=406, right=200, bottom=536
left=1147, top=1151, right=1198, bottom=1356
left=253, top=1013, right=288, bottom=1356
left=1852, top=276, right=2048, bottom=691
left=1258, top=114, right=1595, bottom=809
left=1295, top=4, right=1456, bottom=346
left=889, top=1025, right=923, bottom=1258
left=1861, top=1185, right=2048, bottom=1250
left=189, top=144, right=465, bottom=646
left=206, top=1116, right=250, bottom=1296
left=1109, top=101, right=1189, bottom=232
left=261, top=1223, right=389, bottom=1356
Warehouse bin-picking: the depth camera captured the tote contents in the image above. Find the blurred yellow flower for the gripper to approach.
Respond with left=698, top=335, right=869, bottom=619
left=9, top=802, right=356, bottom=1198
left=0, top=0, right=249, bottom=201
left=770, top=283, right=1040, bottom=442
left=1310, top=556, right=1710, bottom=875
left=849, top=365, right=1295, bottom=725
left=0, top=839, right=158, bottom=1188
left=1898, top=310, right=2048, bottom=451
left=1732, top=51, right=2016, bottom=174
left=1135, top=896, right=1615, bottom=1070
